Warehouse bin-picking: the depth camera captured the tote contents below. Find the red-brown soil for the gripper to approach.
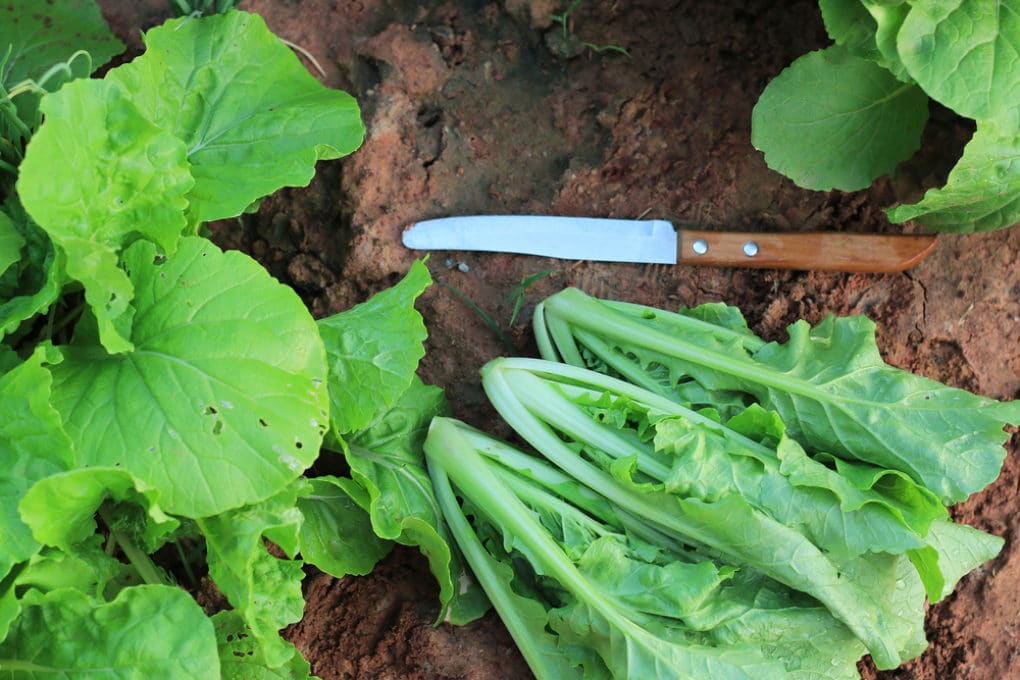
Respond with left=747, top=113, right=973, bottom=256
left=98, top=2, right=1020, bottom=678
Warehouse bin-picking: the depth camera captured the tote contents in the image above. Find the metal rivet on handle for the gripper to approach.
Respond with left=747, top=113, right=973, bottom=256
left=691, top=239, right=709, bottom=255
left=742, top=241, right=759, bottom=257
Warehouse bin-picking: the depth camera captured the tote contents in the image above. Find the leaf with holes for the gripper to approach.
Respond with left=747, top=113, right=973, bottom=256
left=46, top=236, right=329, bottom=518
left=198, top=481, right=309, bottom=669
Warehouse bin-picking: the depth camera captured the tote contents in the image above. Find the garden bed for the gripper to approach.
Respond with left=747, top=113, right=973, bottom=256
left=95, top=1, right=1020, bottom=678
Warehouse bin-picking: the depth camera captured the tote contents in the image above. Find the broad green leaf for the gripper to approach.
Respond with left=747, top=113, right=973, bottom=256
left=48, top=237, right=329, bottom=518
left=0, top=350, right=72, bottom=583
left=213, top=610, right=314, bottom=680
left=297, top=476, right=392, bottom=578
left=107, top=11, right=364, bottom=225
left=17, top=78, right=194, bottom=352
left=0, top=585, right=219, bottom=678
left=0, top=0, right=124, bottom=129
left=198, top=482, right=309, bottom=669
left=898, top=0, right=1020, bottom=122
left=19, top=467, right=179, bottom=555
left=751, top=45, right=928, bottom=191
left=319, top=260, right=432, bottom=435
left=887, top=123, right=1020, bottom=231
left=348, top=377, right=489, bottom=625
left=0, top=211, right=23, bottom=278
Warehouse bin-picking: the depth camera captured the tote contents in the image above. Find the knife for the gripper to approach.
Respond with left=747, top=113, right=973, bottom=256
left=401, top=215, right=937, bottom=273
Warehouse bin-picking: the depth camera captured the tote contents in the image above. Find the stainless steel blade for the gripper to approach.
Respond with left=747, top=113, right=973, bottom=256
left=402, top=215, right=678, bottom=264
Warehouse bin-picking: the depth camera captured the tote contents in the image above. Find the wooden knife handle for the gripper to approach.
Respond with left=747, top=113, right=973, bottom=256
left=676, top=230, right=938, bottom=273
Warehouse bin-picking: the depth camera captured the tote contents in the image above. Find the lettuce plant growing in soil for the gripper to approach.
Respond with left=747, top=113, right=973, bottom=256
left=0, top=3, right=483, bottom=676
left=752, top=0, right=1020, bottom=233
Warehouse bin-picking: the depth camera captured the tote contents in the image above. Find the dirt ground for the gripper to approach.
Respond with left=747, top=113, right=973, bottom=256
left=98, top=1, right=1020, bottom=678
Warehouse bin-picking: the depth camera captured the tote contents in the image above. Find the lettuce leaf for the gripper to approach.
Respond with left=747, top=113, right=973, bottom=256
left=479, top=357, right=1004, bottom=669
left=537, top=287, right=1018, bottom=504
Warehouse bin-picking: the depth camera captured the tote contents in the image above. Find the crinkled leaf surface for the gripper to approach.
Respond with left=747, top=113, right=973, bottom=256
left=653, top=408, right=947, bottom=566
left=752, top=314, right=1016, bottom=503
left=297, top=476, right=392, bottom=578
left=0, top=351, right=72, bottom=583
left=887, top=123, right=1020, bottom=231
left=348, top=377, right=489, bottom=625
left=107, top=11, right=364, bottom=226
left=540, top=288, right=1018, bottom=504
left=0, top=585, right=219, bottom=678
left=898, top=0, right=1020, bottom=122
left=751, top=45, right=928, bottom=191
left=0, top=0, right=124, bottom=128
left=198, top=482, right=308, bottom=669
left=213, top=610, right=314, bottom=680
left=320, top=260, right=431, bottom=435
left=47, top=237, right=329, bottom=518
left=17, top=78, right=193, bottom=353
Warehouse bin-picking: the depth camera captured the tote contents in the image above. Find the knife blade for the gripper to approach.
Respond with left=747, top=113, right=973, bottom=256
left=402, top=215, right=937, bottom=273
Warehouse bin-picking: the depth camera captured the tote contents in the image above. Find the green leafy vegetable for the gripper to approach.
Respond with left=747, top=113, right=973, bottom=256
left=319, top=259, right=431, bottom=435
left=18, top=79, right=193, bottom=352
left=0, top=586, right=219, bottom=678
left=343, top=375, right=489, bottom=624
left=48, top=237, right=329, bottom=518
left=752, top=0, right=1020, bottom=232
left=198, top=482, right=310, bottom=668
left=536, top=287, right=1018, bottom=504
left=885, top=121, right=1020, bottom=231
left=0, top=349, right=72, bottom=583
left=312, top=259, right=487, bottom=623
left=297, top=476, right=393, bottom=577
left=107, top=11, right=364, bottom=226
left=0, top=0, right=123, bottom=150
left=471, top=356, right=1003, bottom=671
left=425, top=417, right=877, bottom=679
left=751, top=45, right=928, bottom=191
left=0, top=5, right=383, bottom=676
